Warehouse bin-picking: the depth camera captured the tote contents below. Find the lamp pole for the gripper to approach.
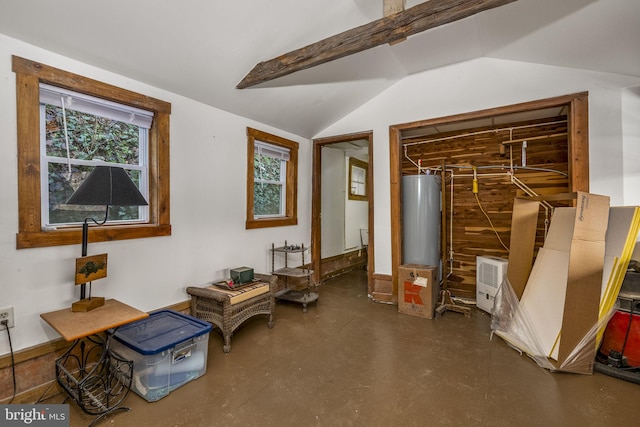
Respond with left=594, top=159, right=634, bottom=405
left=80, top=219, right=89, bottom=300
left=79, top=208, right=110, bottom=300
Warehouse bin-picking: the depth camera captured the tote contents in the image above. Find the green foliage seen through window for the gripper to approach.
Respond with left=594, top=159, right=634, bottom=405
left=253, top=153, right=284, bottom=216
left=44, top=105, right=143, bottom=224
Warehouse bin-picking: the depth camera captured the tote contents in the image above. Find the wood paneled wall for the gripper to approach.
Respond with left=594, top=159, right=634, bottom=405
left=401, top=116, right=569, bottom=299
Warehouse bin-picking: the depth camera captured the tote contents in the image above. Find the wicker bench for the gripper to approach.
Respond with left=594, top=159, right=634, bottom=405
left=186, top=273, right=276, bottom=353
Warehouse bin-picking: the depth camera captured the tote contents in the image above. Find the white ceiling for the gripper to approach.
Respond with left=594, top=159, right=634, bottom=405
left=0, top=0, right=638, bottom=138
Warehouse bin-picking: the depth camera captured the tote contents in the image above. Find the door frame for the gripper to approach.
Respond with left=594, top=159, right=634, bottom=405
left=312, top=131, right=374, bottom=293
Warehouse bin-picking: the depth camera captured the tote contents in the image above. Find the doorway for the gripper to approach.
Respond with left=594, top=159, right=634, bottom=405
left=312, top=131, right=374, bottom=295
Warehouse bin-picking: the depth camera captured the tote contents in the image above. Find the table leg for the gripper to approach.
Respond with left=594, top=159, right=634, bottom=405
left=55, top=333, right=134, bottom=424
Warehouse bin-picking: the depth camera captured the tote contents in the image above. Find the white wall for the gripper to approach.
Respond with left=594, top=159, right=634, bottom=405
left=314, top=58, right=640, bottom=276
left=321, top=147, right=345, bottom=258
left=0, top=34, right=313, bottom=354
left=622, top=86, right=640, bottom=205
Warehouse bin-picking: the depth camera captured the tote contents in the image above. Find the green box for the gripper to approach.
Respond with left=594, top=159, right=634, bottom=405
left=230, top=267, right=254, bottom=284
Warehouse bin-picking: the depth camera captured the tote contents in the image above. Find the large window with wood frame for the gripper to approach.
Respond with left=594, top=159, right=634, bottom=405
left=13, top=56, right=172, bottom=249
left=246, top=127, right=298, bottom=229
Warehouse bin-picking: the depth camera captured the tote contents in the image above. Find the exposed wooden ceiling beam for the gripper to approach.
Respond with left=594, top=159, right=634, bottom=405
left=237, top=0, right=519, bottom=89
left=384, top=0, right=407, bottom=45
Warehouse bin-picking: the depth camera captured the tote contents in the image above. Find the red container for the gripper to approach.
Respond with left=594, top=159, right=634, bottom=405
left=599, top=310, right=640, bottom=367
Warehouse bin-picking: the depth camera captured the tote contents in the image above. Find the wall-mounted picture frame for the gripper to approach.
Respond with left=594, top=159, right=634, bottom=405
left=348, top=157, right=368, bottom=201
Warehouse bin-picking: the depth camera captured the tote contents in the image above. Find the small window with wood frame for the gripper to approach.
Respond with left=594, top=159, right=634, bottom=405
left=13, top=56, right=172, bottom=249
left=246, top=127, right=298, bottom=229
left=348, top=157, right=368, bottom=201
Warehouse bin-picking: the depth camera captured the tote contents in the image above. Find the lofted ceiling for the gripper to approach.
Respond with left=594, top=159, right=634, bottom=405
left=0, top=0, right=638, bottom=138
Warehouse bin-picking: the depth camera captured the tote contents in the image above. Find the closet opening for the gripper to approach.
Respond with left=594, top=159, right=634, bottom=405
left=389, top=92, right=589, bottom=303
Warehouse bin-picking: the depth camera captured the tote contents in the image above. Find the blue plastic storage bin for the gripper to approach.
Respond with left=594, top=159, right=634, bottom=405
left=111, top=310, right=212, bottom=402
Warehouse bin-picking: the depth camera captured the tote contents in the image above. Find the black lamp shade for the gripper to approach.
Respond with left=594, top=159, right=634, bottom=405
left=66, top=166, right=148, bottom=206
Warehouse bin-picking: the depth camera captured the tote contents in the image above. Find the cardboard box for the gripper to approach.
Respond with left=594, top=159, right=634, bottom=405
left=398, top=264, right=439, bottom=319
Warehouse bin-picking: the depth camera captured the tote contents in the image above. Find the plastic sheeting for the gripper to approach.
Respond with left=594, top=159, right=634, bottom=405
left=491, top=277, right=617, bottom=374
left=490, top=203, right=640, bottom=374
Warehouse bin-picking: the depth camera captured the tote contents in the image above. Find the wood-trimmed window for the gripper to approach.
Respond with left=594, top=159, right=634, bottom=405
left=246, top=127, right=298, bottom=229
left=13, top=56, right=172, bottom=249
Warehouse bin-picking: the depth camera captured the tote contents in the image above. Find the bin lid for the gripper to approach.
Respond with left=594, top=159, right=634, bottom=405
left=112, top=310, right=212, bottom=355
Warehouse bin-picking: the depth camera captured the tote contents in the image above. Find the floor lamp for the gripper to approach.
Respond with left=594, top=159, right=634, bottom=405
left=66, top=166, right=148, bottom=312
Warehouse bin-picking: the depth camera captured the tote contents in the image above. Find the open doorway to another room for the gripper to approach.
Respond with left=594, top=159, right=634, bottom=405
left=312, top=131, right=374, bottom=296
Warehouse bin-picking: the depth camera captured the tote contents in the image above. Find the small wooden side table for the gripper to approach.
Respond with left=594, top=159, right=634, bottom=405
left=41, top=299, right=148, bottom=425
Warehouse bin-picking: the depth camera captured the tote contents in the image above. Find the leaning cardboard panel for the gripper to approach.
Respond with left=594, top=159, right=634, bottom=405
left=557, top=194, right=609, bottom=371
left=491, top=276, right=617, bottom=374
left=508, top=209, right=575, bottom=361
left=506, top=198, right=540, bottom=300
left=597, top=207, right=640, bottom=327
left=492, top=192, right=610, bottom=374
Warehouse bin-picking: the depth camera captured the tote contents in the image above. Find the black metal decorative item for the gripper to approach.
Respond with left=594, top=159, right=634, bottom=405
left=66, top=166, right=148, bottom=311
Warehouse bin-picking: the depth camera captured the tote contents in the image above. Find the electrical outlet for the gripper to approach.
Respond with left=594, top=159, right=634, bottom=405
left=0, top=306, right=14, bottom=329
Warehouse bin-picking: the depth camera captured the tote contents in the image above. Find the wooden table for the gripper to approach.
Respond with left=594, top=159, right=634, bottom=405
left=41, top=299, right=148, bottom=424
left=41, top=299, right=148, bottom=341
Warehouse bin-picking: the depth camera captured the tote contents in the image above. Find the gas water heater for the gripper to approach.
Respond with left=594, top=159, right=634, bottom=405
left=402, top=174, right=441, bottom=279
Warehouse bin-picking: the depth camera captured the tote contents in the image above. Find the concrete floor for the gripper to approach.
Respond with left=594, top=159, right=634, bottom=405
left=62, top=269, right=640, bottom=426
